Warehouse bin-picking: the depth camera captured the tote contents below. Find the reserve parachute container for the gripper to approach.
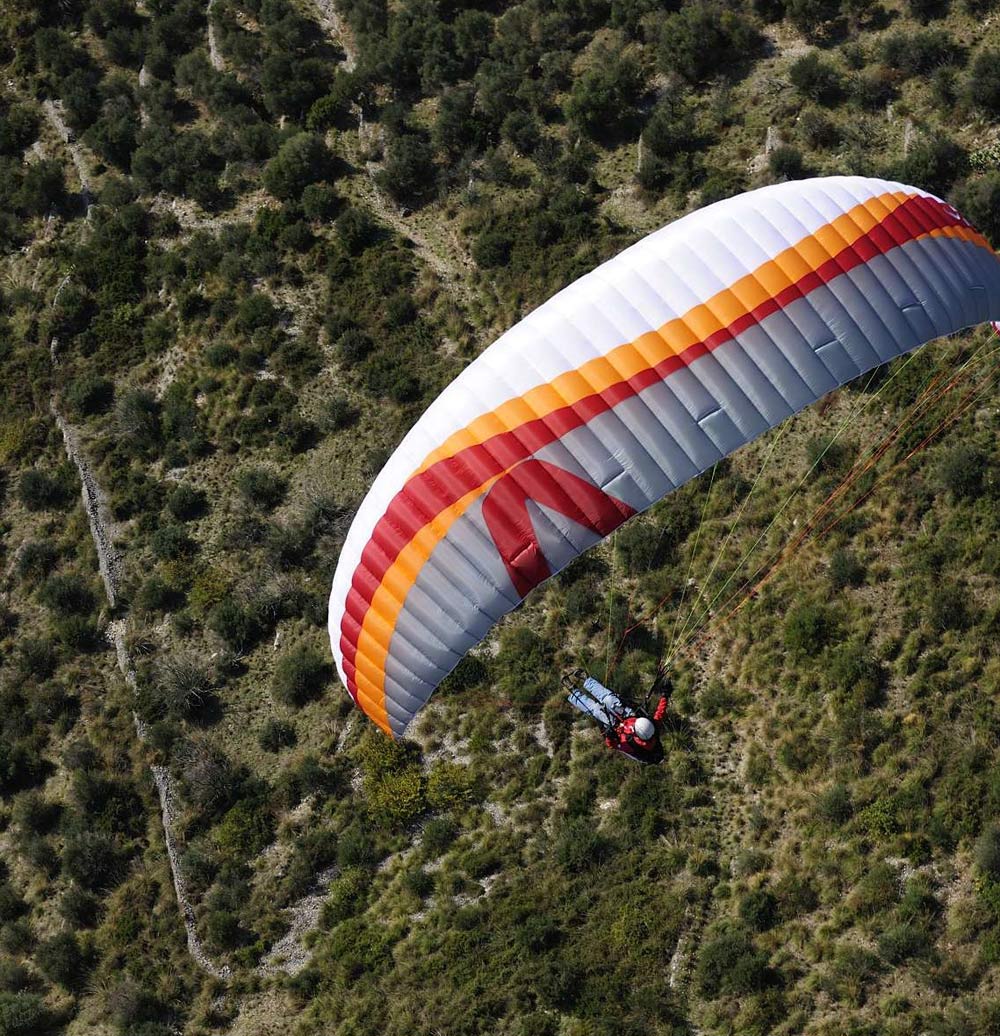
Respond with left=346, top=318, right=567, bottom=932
left=329, top=175, right=1000, bottom=737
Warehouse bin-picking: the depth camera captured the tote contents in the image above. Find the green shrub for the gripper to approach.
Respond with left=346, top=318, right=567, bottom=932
left=769, top=145, right=806, bottom=181
left=696, top=922, right=770, bottom=997
left=322, top=393, right=359, bottom=431
left=937, top=445, right=985, bottom=501
left=849, top=862, right=899, bottom=917
left=976, top=825, right=1000, bottom=879
left=950, top=172, right=1000, bottom=247
left=263, top=133, right=332, bottom=200
left=893, top=134, right=967, bottom=197
left=205, top=909, right=249, bottom=952
left=17, top=469, right=70, bottom=511
left=208, top=599, right=263, bottom=652
left=817, top=783, right=853, bottom=824
left=616, top=520, right=671, bottom=575
left=301, top=182, right=340, bottom=221
left=784, top=602, right=834, bottom=657
left=336, top=823, right=377, bottom=871
left=150, top=524, right=196, bottom=561
left=825, top=944, right=881, bottom=1005
left=58, top=885, right=101, bottom=928
left=0, top=921, right=33, bottom=957
left=739, top=888, right=778, bottom=932
left=66, top=374, right=114, bottom=416
left=136, top=575, right=180, bottom=614
left=0, top=961, right=30, bottom=995
left=0, top=992, right=51, bottom=1036
left=658, top=2, right=763, bottom=83
left=965, top=50, right=1000, bottom=116
left=798, top=108, right=840, bottom=149
left=115, top=390, right=162, bottom=452
left=403, top=866, right=434, bottom=899
left=39, top=572, right=95, bottom=616
left=881, top=28, right=960, bottom=78
left=826, top=640, right=884, bottom=707
left=166, top=483, right=207, bottom=521
left=236, top=467, right=286, bottom=511
left=271, top=644, right=331, bottom=707
left=15, top=638, right=57, bottom=679
left=259, top=719, right=297, bottom=752
left=926, top=581, right=969, bottom=632
left=215, top=798, right=275, bottom=863
left=472, top=228, right=512, bottom=269
left=565, top=50, right=643, bottom=141
left=789, top=52, right=843, bottom=104
left=829, top=548, right=865, bottom=589
left=495, top=627, right=556, bottom=712
left=878, top=922, right=930, bottom=964
left=11, top=791, right=59, bottom=835
left=236, top=292, right=279, bottom=333
left=852, top=66, right=897, bottom=110
left=426, top=761, right=474, bottom=812
left=15, top=541, right=58, bottom=584
left=62, top=831, right=125, bottom=890
left=336, top=206, right=378, bottom=254
left=0, top=887, right=25, bottom=925
left=554, top=817, right=607, bottom=873
left=378, top=134, right=436, bottom=204
left=365, top=766, right=425, bottom=830
left=422, top=816, right=458, bottom=857
left=320, top=868, right=368, bottom=927
left=35, top=931, right=88, bottom=989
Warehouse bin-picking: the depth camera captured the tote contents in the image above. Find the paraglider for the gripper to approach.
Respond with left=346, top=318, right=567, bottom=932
left=565, top=669, right=670, bottom=764
left=328, top=175, right=1000, bottom=739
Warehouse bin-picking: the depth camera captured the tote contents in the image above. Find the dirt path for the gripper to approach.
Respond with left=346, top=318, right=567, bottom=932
left=42, top=100, right=93, bottom=214
left=311, top=0, right=358, bottom=71
left=259, top=864, right=338, bottom=976
left=207, top=0, right=225, bottom=72
left=51, top=410, right=123, bottom=607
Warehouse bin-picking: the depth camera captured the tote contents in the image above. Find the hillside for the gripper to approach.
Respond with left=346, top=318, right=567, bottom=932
left=1, top=0, right=1000, bottom=1034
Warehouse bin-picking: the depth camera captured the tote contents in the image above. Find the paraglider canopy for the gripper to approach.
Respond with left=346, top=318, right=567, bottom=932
left=329, top=175, right=1000, bottom=738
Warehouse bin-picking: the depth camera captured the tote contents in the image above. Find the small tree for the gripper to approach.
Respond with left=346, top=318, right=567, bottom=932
left=565, top=51, right=643, bottom=141
left=789, top=52, right=843, bottom=105
left=965, top=50, right=1000, bottom=115
left=166, top=483, right=207, bottom=521
left=271, top=643, right=331, bottom=707
left=377, top=134, right=436, bottom=205
left=659, top=3, right=763, bottom=83
left=263, top=133, right=332, bottom=200
left=336, top=206, right=378, bottom=254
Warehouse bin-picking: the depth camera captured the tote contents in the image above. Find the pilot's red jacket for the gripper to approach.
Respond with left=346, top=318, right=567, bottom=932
left=604, top=696, right=668, bottom=753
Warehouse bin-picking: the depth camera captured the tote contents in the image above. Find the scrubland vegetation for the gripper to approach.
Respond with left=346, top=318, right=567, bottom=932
left=1, top=0, right=1000, bottom=1032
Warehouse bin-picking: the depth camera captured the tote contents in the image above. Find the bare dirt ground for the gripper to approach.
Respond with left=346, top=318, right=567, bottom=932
left=259, top=863, right=338, bottom=976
